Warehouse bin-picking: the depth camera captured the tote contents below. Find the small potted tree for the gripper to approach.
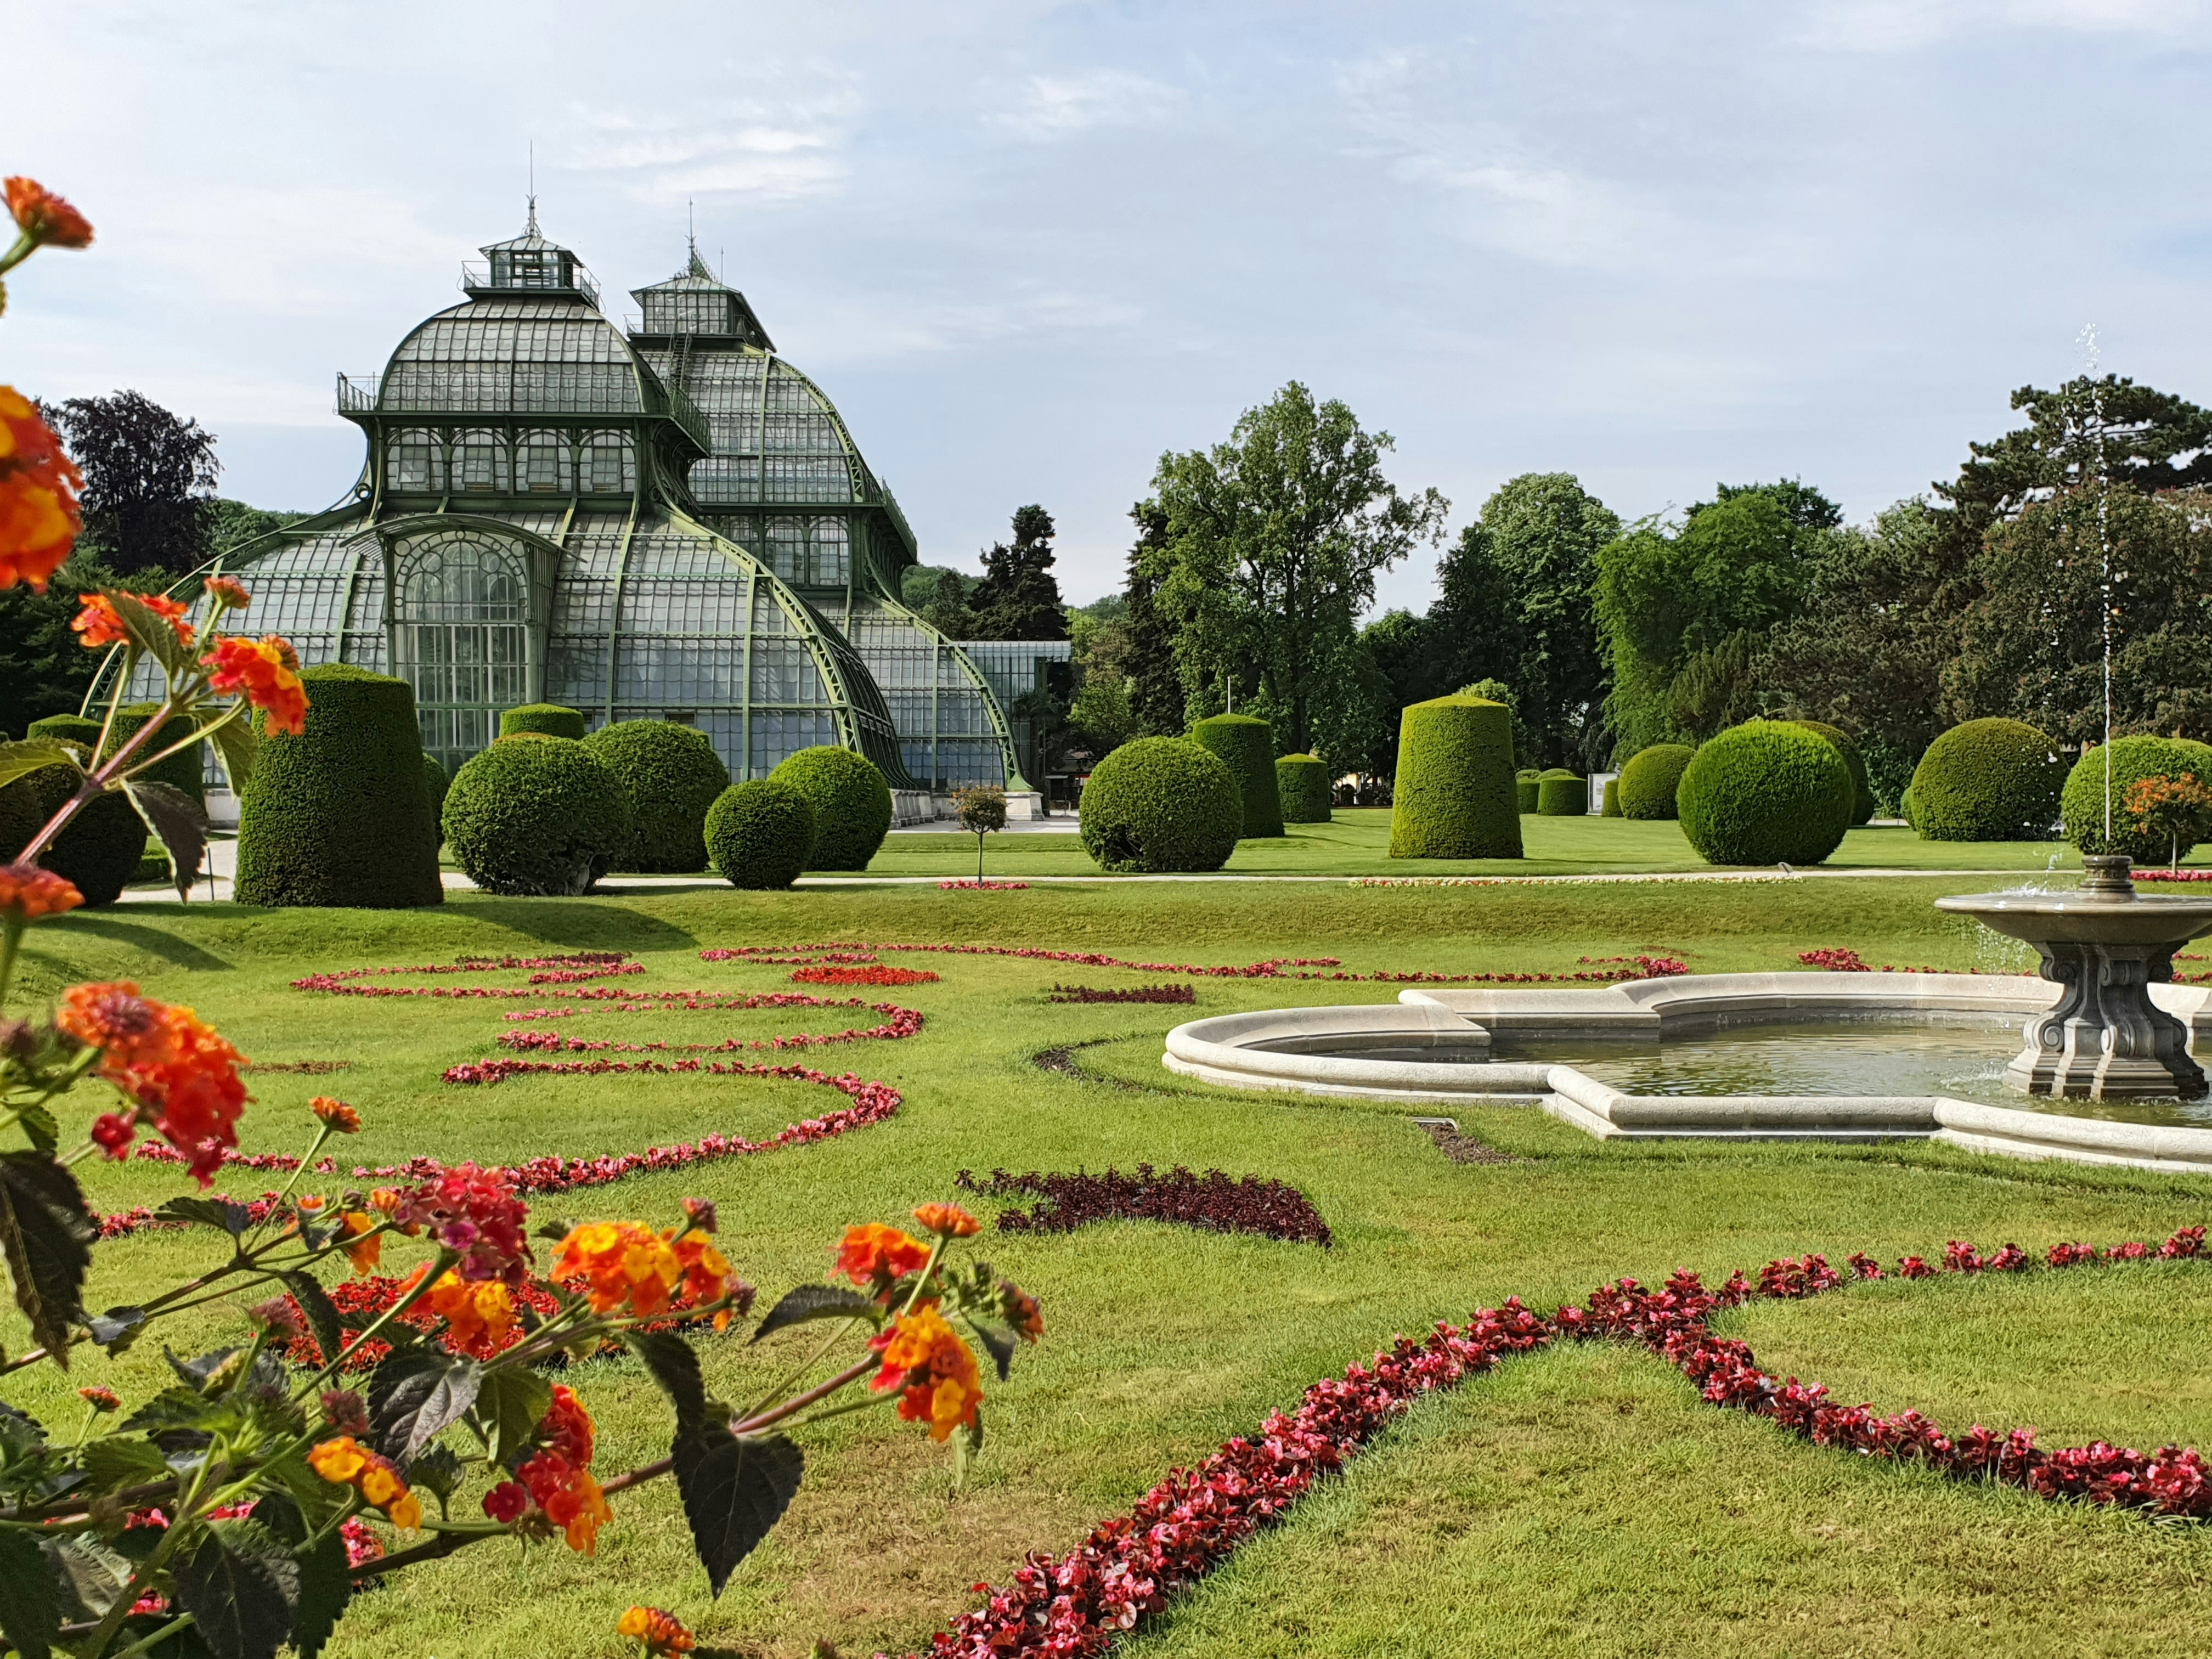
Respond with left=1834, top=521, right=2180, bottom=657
left=952, top=781, right=1008, bottom=887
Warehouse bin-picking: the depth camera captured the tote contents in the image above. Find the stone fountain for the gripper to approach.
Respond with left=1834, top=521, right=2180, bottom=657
left=1938, top=856, right=2212, bottom=1099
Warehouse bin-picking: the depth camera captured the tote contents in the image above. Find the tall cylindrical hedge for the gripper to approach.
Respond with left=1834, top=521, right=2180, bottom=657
left=582, top=720, right=733, bottom=872
left=1188, top=713, right=1279, bottom=838
left=769, top=746, right=894, bottom=871
left=1601, top=777, right=1622, bottom=817
left=422, top=753, right=450, bottom=830
left=235, top=665, right=444, bottom=908
left=1387, top=696, right=1522, bottom=859
left=705, top=780, right=816, bottom=889
left=1079, top=737, right=1243, bottom=873
left=1515, top=770, right=1540, bottom=814
left=1276, top=753, right=1332, bottom=823
left=1787, top=719, right=1875, bottom=826
left=500, top=703, right=587, bottom=741
left=105, top=704, right=205, bottom=805
left=1676, top=720, right=1853, bottom=866
left=1, top=755, right=146, bottom=906
left=443, top=735, right=634, bottom=895
left=1617, top=744, right=1695, bottom=820
left=1910, top=719, right=2064, bottom=842
left=2060, top=735, right=2212, bottom=861
left=1536, top=774, right=1585, bottom=816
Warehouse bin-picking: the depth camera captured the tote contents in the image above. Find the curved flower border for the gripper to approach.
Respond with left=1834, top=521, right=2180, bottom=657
left=699, top=943, right=1690, bottom=986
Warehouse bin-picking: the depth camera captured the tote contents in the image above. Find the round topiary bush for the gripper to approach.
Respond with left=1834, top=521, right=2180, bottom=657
left=1616, top=743, right=1695, bottom=820
left=1909, top=718, right=2066, bottom=842
left=1901, top=786, right=1917, bottom=830
left=443, top=734, right=633, bottom=896
left=1387, top=695, right=1522, bottom=859
left=704, top=780, right=816, bottom=889
left=1536, top=774, right=1585, bottom=816
left=104, top=704, right=205, bottom=805
left=1676, top=720, right=1854, bottom=866
left=234, top=665, right=444, bottom=908
left=2060, top=734, right=2212, bottom=860
left=1079, top=737, right=1243, bottom=873
left=1787, top=719, right=1875, bottom=826
left=1602, top=777, right=1622, bottom=817
left=582, top=720, right=733, bottom=872
left=2, top=744, right=148, bottom=906
left=1276, top=753, right=1332, bottom=823
left=500, top=703, right=587, bottom=741
left=769, top=746, right=894, bottom=871
left=1515, top=770, right=1540, bottom=814
left=1188, top=713, right=1279, bottom=838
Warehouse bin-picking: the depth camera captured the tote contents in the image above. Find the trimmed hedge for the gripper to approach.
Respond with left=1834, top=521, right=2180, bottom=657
left=26, top=714, right=100, bottom=747
left=705, top=780, right=816, bottom=889
left=1189, top=713, right=1281, bottom=837
left=1601, top=777, right=1621, bottom=817
left=2061, top=735, right=2212, bottom=861
left=1676, top=719, right=1853, bottom=866
left=105, top=704, right=205, bottom=805
left=1616, top=743, right=1695, bottom=821
left=1515, top=770, right=1540, bottom=814
left=500, top=703, right=587, bottom=741
left=1910, top=718, right=2065, bottom=842
left=1536, top=774, right=1585, bottom=816
left=235, top=665, right=444, bottom=909
left=1079, top=737, right=1243, bottom=873
left=582, top=720, right=733, bottom=872
left=1276, top=753, right=1332, bottom=823
left=1901, top=786, right=1917, bottom=830
left=422, top=753, right=450, bottom=828
left=1787, top=719, right=1875, bottom=826
left=769, top=746, right=894, bottom=871
left=1387, top=695, right=1522, bottom=859
left=1, top=749, right=146, bottom=906
left=443, top=734, right=634, bottom=896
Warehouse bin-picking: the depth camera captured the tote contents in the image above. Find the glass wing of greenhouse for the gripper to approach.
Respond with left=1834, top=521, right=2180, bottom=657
left=138, top=216, right=1035, bottom=795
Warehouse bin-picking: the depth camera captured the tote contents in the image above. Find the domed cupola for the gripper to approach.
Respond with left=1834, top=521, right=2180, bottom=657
left=630, top=245, right=773, bottom=348
left=466, top=201, right=600, bottom=306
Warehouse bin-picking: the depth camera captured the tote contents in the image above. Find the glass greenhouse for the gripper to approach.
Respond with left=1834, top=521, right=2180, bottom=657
left=145, top=213, right=1035, bottom=799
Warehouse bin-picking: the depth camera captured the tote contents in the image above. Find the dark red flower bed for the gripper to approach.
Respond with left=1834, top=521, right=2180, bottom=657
left=955, top=1165, right=1333, bottom=1248
left=938, top=879, right=1030, bottom=890
left=1047, top=984, right=1195, bottom=1005
left=790, top=964, right=943, bottom=986
left=702, top=941, right=1688, bottom=985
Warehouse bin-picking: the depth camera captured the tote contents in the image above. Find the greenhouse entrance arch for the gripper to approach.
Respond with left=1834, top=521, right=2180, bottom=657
left=388, top=531, right=537, bottom=772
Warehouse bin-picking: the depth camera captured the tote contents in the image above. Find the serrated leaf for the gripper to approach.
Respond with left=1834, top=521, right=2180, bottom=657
left=624, top=1329, right=714, bottom=1434
left=748, top=1283, right=877, bottom=1345
left=276, top=1273, right=344, bottom=1370
left=0, top=1150, right=97, bottom=1367
left=122, top=1386, right=231, bottom=1436
left=0, top=739, right=81, bottom=792
left=14, top=1102, right=58, bottom=1155
left=962, top=1314, right=1018, bottom=1384
left=155, top=1196, right=251, bottom=1238
left=474, top=1365, right=552, bottom=1469
left=166, top=1346, right=241, bottom=1391
left=206, top=713, right=256, bottom=794
left=123, top=778, right=210, bottom=898
left=408, top=1443, right=463, bottom=1506
left=88, top=1305, right=148, bottom=1351
left=174, top=1518, right=300, bottom=1659
left=672, top=1428, right=804, bottom=1596
left=80, top=1433, right=170, bottom=1493
left=250, top=1491, right=349, bottom=1659
left=114, top=1611, right=220, bottom=1657
left=366, top=1350, right=479, bottom=1465
left=101, top=592, right=192, bottom=675
left=42, top=1534, right=134, bottom=1623
left=0, top=1527, right=57, bottom=1659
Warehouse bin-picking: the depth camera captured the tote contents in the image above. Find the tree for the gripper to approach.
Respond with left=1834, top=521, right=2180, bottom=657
left=901, top=564, right=978, bottom=637
left=1121, top=501, right=1186, bottom=738
left=45, top=390, right=220, bottom=575
left=968, top=504, right=1068, bottom=641
left=1146, top=382, right=1447, bottom=755
left=0, top=554, right=178, bottom=736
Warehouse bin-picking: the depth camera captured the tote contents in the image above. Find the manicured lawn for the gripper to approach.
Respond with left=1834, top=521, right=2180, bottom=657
left=3, top=879, right=2206, bottom=1658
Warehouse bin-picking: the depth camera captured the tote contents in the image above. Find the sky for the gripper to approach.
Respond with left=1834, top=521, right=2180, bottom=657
left=8, top=0, right=2212, bottom=612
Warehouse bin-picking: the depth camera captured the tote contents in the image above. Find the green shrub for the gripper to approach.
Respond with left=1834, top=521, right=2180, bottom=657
left=1602, top=777, right=1622, bottom=817
left=2060, top=735, right=2212, bottom=860
left=1787, top=719, right=1875, bottom=826
left=26, top=714, right=100, bottom=746
left=1188, top=713, right=1280, bottom=837
left=1515, top=772, right=1539, bottom=814
left=422, top=753, right=450, bottom=828
left=443, top=733, right=633, bottom=895
left=1387, top=695, right=1522, bottom=859
left=1676, top=720, right=1853, bottom=865
left=582, top=720, right=733, bottom=872
left=500, top=703, right=587, bottom=741
left=1536, top=774, right=1585, bottom=816
left=1909, top=718, right=2065, bottom=842
left=105, top=704, right=205, bottom=805
left=1079, top=737, right=1243, bottom=873
left=1276, top=753, right=1332, bottom=823
left=234, top=664, right=444, bottom=908
left=769, top=746, right=894, bottom=871
left=1616, top=744, right=1695, bottom=820
left=704, top=781, right=816, bottom=889
left=0, top=749, right=146, bottom=906
left=1901, top=786, right=1918, bottom=830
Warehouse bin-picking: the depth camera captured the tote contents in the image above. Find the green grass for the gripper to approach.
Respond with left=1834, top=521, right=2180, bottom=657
left=2, top=879, right=2207, bottom=1658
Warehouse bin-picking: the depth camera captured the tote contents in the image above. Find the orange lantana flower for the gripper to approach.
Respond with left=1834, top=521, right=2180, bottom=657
left=911, top=1201, right=981, bottom=1239
left=307, top=1435, right=423, bottom=1530
left=72, top=591, right=193, bottom=652
left=335, top=1210, right=382, bottom=1275
left=669, top=1228, right=742, bottom=1329
left=424, top=1268, right=517, bottom=1358
left=834, top=1222, right=932, bottom=1295
left=202, top=634, right=308, bottom=736
left=0, top=387, right=83, bottom=592
left=204, top=575, right=250, bottom=610
left=57, top=982, right=249, bottom=1184
left=551, top=1221, right=682, bottom=1318
left=617, top=1607, right=696, bottom=1656
left=870, top=1307, right=983, bottom=1443
left=0, top=862, right=81, bottom=920
left=5, top=178, right=94, bottom=250
left=311, top=1095, right=362, bottom=1133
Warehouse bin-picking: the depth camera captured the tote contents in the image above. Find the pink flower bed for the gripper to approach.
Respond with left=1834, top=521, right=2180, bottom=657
left=939, top=879, right=1030, bottom=890
left=1804, top=946, right=2212, bottom=984
left=791, top=964, right=943, bottom=986
left=700, top=942, right=1689, bottom=985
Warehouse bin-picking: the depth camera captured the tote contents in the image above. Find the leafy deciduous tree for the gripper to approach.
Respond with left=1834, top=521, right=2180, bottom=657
left=45, top=390, right=219, bottom=575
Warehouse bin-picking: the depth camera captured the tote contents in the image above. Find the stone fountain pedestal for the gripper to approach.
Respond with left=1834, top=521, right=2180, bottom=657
left=1938, top=857, right=2212, bottom=1101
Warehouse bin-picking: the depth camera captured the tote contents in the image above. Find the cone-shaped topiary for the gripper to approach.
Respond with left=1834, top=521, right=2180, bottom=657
left=1079, top=737, right=1243, bottom=873
left=1677, top=720, right=1853, bottom=865
left=1616, top=744, right=1695, bottom=820
left=1188, top=713, right=1281, bottom=837
left=104, top=704, right=205, bottom=805
left=2059, top=734, right=2212, bottom=860
left=582, top=719, right=733, bottom=872
left=705, top=780, right=816, bottom=889
left=1787, top=719, right=1875, bottom=826
left=1536, top=774, right=1585, bottom=816
left=1910, top=718, right=2066, bottom=842
left=769, top=746, right=894, bottom=871
left=500, top=703, right=587, bottom=741
left=1276, top=753, right=1332, bottom=823
left=1602, top=777, right=1622, bottom=817
left=443, top=733, right=633, bottom=895
left=1, top=753, right=146, bottom=906
left=234, top=664, right=444, bottom=908
left=1388, top=695, right=1522, bottom=859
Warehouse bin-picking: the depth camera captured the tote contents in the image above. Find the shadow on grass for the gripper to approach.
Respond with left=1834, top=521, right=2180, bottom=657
left=448, top=896, right=699, bottom=951
left=41, top=914, right=235, bottom=970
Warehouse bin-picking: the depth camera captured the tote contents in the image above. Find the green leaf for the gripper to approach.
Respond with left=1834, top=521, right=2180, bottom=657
left=250, top=1491, right=349, bottom=1659
left=0, top=1527, right=57, bottom=1659
left=624, top=1330, right=716, bottom=1434
left=155, top=1197, right=251, bottom=1238
left=408, top=1443, right=463, bottom=1506
left=122, top=1385, right=232, bottom=1436
left=961, top=1314, right=1018, bottom=1384
left=276, top=1273, right=345, bottom=1371
left=0, top=1150, right=97, bottom=1367
left=13, top=1102, right=58, bottom=1156
left=206, top=715, right=256, bottom=794
left=80, top=1432, right=170, bottom=1493
left=473, top=1366, right=551, bottom=1470
left=88, top=1305, right=148, bottom=1351
left=366, top=1350, right=480, bottom=1465
left=42, top=1534, right=134, bottom=1623
left=101, top=592, right=193, bottom=675
left=672, top=1428, right=804, bottom=1596
left=166, top=1346, right=241, bottom=1392
left=748, top=1283, right=876, bottom=1345
left=0, top=739, right=81, bottom=793
left=123, top=779, right=210, bottom=898
left=173, top=1518, right=301, bottom=1659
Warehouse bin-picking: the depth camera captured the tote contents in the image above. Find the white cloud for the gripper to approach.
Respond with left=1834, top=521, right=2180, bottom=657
left=992, top=70, right=1184, bottom=139
left=787, top=287, right=1145, bottom=363
left=1799, top=0, right=2208, bottom=52
left=568, top=78, right=860, bottom=205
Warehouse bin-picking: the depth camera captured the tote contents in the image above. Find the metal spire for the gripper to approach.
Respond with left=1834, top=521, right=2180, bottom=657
left=526, top=141, right=539, bottom=235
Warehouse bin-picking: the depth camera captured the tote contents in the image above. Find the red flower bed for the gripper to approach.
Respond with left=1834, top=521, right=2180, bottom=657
left=2139, top=868, right=2212, bottom=882
left=1047, top=984, right=1196, bottom=1005
left=702, top=942, right=1689, bottom=985
left=956, top=1165, right=1331, bottom=1247
left=938, top=879, right=1030, bottom=890
left=790, top=964, right=942, bottom=986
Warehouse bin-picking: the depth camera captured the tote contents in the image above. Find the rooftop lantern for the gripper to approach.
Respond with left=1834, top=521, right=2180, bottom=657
left=463, top=201, right=600, bottom=307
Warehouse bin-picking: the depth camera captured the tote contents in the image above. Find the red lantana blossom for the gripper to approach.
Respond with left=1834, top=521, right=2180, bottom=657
left=0, top=387, right=83, bottom=592
left=311, top=1095, right=362, bottom=1133
left=72, top=591, right=193, bottom=652
left=870, top=1306, right=983, bottom=1443
left=0, top=862, right=81, bottom=919
left=392, top=1161, right=531, bottom=1285
left=5, top=178, right=94, bottom=249
left=204, top=575, right=250, bottom=609
left=833, top=1222, right=932, bottom=1293
left=57, top=981, right=248, bottom=1184
left=202, top=634, right=309, bottom=736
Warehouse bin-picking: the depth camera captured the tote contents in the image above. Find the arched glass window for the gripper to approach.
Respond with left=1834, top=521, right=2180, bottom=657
left=516, top=429, right=575, bottom=493
left=386, top=429, right=443, bottom=493
left=392, top=535, right=532, bottom=771
left=808, top=517, right=850, bottom=585
left=765, top=516, right=805, bottom=583
left=581, top=431, right=636, bottom=494
left=453, top=428, right=509, bottom=493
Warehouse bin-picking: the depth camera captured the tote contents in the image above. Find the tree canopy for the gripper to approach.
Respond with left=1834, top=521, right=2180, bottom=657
left=967, top=504, right=1069, bottom=641
left=46, top=390, right=221, bottom=575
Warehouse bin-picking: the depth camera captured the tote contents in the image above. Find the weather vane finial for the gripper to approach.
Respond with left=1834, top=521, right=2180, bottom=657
left=526, top=140, right=539, bottom=235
